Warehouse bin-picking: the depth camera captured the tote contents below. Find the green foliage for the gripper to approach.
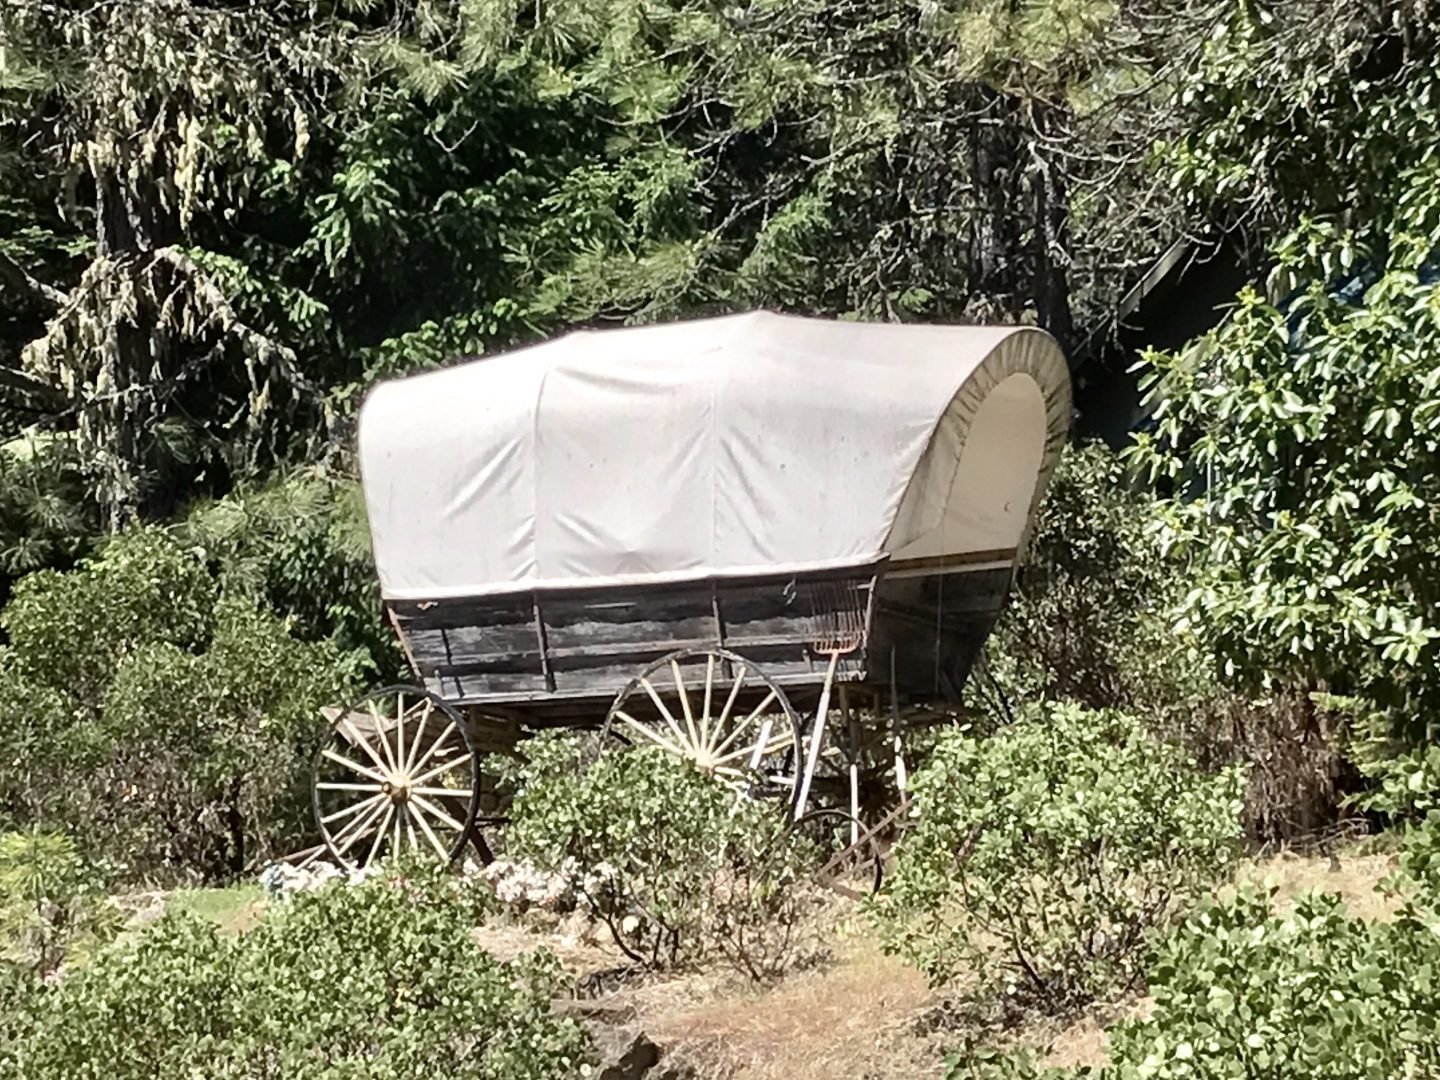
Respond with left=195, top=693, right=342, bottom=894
left=987, top=442, right=1206, bottom=718
left=950, top=890, right=1440, bottom=1080
left=3, top=526, right=216, bottom=709
left=1129, top=160, right=1440, bottom=823
left=497, top=733, right=819, bottom=977
left=0, top=526, right=363, bottom=880
left=182, top=468, right=400, bottom=678
left=1106, top=891, right=1440, bottom=1079
left=1164, top=4, right=1438, bottom=236
left=99, top=598, right=361, bottom=875
left=0, top=436, right=97, bottom=584
left=875, top=705, right=1245, bottom=1011
left=0, top=830, right=120, bottom=977
left=0, top=874, right=591, bottom=1079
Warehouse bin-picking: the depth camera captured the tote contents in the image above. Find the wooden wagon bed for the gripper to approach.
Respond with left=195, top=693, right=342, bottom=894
left=388, top=554, right=1016, bottom=721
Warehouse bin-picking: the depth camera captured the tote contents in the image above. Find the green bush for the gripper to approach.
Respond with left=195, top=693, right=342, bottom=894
left=0, top=873, right=591, bottom=1079
left=182, top=469, right=402, bottom=679
left=874, top=705, right=1245, bottom=1011
left=497, top=733, right=820, bottom=978
left=0, top=830, right=120, bottom=977
left=988, top=443, right=1207, bottom=721
left=1129, top=165, right=1440, bottom=809
left=2, top=526, right=217, bottom=711
left=97, top=599, right=362, bottom=876
left=0, top=527, right=364, bottom=880
left=1110, top=891, right=1440, bottom=1079
left=993, top=446, right=1351, bottom=846
left=950, top=890, right=1440, bottom=1080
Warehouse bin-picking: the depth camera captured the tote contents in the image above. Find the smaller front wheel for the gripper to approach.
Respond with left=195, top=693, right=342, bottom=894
left=312, top=686, right=479, bottom=870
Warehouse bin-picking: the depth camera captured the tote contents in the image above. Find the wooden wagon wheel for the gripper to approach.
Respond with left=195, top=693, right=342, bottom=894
left=312, top=686, right=480, bottom=870
left=601, top=648, right=804, bottom=812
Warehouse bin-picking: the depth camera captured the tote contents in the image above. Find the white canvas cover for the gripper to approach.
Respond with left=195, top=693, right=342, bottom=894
left=359, top=311, right=1070, bottom=601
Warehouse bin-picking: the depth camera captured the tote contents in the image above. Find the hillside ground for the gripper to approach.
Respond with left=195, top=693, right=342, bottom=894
left=133, top=846, right=1399, bottom=1080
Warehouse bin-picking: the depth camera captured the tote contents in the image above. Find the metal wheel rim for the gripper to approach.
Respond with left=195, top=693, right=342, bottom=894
left=312, top=685, right=480, bottom=870
left=602, top=648, right=803, bottom=813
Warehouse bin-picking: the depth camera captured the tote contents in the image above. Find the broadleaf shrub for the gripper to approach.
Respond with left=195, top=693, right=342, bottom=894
left=987, top=443, right=1206, bottom=720
left=182, top=469, right=402, bottom=679
left=0, top=874, right=591, bottom=1079
left=2, top=526, right=217, bottom=711
left=949, top=890, right=1440, bottom=1080
left=0, top=527, right=363, bottom=880
left=874, top=704, right=1245, bottom=1010
left=1128, top=164, right=1440, bottom=824
left=497, top=733, right=822, bottom=978
left=990, top=444, right=1345, bottom=846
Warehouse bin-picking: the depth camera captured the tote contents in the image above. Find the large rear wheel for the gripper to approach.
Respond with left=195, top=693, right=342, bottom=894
left=601, top=648, right=803, bottom=812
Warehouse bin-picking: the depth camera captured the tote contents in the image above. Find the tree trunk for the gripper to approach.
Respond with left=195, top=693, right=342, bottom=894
left=1028, top=104, right=1075, bottom=352
left=93, top=169, right=177, bottom=530
left=967, top=86, right=1024, bottom=316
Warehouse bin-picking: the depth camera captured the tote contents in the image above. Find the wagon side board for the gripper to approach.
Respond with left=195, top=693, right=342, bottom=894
left=387, top=554, right=1018, bottom=720
left=387, top=564, right=880, bottom=721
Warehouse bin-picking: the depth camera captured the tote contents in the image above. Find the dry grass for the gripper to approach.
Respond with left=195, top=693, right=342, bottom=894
left=637, top=928, right=940, bottom=1080
left=1233, top=847, right=1400, bottom=922
left=615, top=848, right=1398, bottom=1078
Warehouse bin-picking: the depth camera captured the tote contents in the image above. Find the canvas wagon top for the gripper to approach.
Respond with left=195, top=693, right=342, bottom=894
left=357, top=310, right=1070, bottom=602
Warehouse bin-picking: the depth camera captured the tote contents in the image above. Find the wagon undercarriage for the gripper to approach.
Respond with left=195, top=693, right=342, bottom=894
left=312, top=558, right=1017, bottom=873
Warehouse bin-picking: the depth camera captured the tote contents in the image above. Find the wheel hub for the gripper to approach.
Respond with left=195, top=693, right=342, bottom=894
left=381, top=777, right=411, bottom=804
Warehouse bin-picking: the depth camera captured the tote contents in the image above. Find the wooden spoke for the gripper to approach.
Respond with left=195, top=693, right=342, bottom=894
left=338, top=715, right=389, bottom=773
left=364, top=804, right=395, bottom=869
left=316, top=781, right=384, bottom=793
left=408, top=718, right=457, bottom=777
left=603, top=650, right=800, bottom=819
left=671, top=659, right=699, bottom=749
left=409, top=785, right=478, bottom=798
left=747, top=717, right=775, bottom=769
left=394, top=692, right=407, bottom=782
left=404, top=808, right=419, bottom=853
left=700, top=653, right=716, bottom=751
left=321, top=748, right=389, bottom=784
left=709, top=664, right=748, bottom=753
left=332, top=797, right=389, bottom=857
left=707, top=722, right=796, bottom=769
left=409, top=800, right=451, bottom=860
left=640, top=676, right=688, bottom=747
left=615, top=709, right=687, bottom=756
left=710, top=688, right=779, bottom=761
left=321, top=793, right=384, bottom=826
left=410, top=793, right=468, bottom=835
left=410, top=751, right=472, bottom=789
left=366, top=699, right=400, bottom=773
left=402, top=700, right=434, bottom=775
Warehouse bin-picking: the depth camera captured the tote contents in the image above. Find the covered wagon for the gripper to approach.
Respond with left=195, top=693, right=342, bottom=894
left=313, top=311, right=1071, bottom=869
